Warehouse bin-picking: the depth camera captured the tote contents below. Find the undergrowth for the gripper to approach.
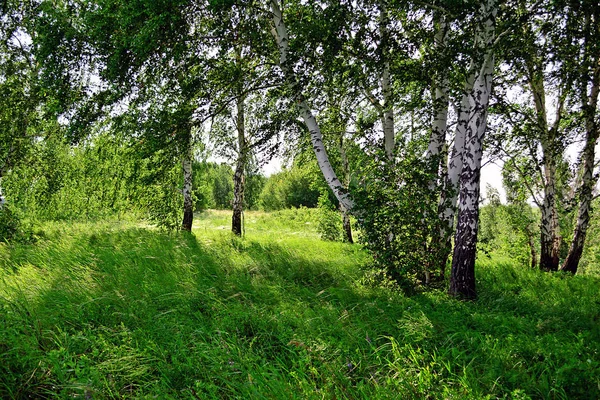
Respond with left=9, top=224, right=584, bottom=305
left=0, top=210, right=599, bottom=399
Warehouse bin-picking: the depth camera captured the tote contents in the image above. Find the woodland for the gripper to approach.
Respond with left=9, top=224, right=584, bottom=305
left=1, top=0, right=600, bottom=398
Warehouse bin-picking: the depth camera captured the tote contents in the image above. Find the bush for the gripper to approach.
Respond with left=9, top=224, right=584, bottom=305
left=0, top=205, right=36, bottom=243
left=354, top=145, right=439, bottom=291
left=259, top=167, right=320, bottom=211
left=317, top=192, right=342, bottom=241
left=0, top=206, right=19, bottom=242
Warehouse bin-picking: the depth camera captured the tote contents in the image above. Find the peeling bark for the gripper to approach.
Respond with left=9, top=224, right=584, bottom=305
left=270, top=0, right=353, bottom=212
left=449, top=0, right=496, bottom=300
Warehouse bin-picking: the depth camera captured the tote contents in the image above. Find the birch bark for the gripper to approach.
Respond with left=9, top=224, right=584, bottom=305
left=561, top=43, right=599, bottom=274
left=424, top=13, right=450, bottom=281
left=435, top=74, right=474, bottom=276
left=270, top=0, right=353, bottom=211
left=426, top=13, right=449, bottom=186
left=232, top=91, right=247, bottom=236
left=527, top=61, right=562, bottom=271
left=449, top=0, right=496, bottom=299
left=379, top=2, right=394, bottom=160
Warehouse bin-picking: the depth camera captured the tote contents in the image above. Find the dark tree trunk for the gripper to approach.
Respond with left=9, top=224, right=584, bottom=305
left=337, top=126, right=353, bottom=244
left=526, top=225, right=537, bottom=269
left=449, top=167, right=481, bottom=300
left=341, top=206, right=353, bottom=244
left=181, top=138, right=194, bottom=232
left=182, top=208, right=193, bottom=232
left=561, top=231, right=586, bottom=274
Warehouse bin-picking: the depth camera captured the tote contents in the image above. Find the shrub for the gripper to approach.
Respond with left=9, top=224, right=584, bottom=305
left=354, top=145, right=439, bottom=291
left=317, top=192, right=342, bottom=241
left=0, top=206, right=19, bottom=242
left=259, top=167, right=320, bottom=211
left=0, top=205, right=36, bottom=243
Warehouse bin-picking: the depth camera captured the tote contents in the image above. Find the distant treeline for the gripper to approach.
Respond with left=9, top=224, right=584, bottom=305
left=1, top=133, right=327, bottom=224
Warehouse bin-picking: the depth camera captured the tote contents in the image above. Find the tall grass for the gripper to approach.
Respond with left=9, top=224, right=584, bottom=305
left=1, top=210, right=599, bottom=399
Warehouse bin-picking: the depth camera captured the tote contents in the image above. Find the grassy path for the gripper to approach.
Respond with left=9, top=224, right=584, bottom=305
left=1, top=210, right=599, bottom=398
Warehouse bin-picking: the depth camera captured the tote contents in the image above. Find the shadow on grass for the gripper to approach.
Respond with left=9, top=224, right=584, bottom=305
left=1, top=227, right=599, bottom=399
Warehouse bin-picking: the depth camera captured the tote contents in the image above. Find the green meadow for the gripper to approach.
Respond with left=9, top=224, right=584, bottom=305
left=1, top=210, right=599, bottom=399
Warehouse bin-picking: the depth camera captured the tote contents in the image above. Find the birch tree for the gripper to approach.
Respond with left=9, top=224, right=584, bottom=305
left=206, top=3, right=280, bottom=236
left=269, top=0, right=353, bottom=212
left=489, top=0, right=599, bottom=272
left=425, top=11, right=450, bottom=185
left=31, top=0, right=204, bottom=230
left=492, top=26, right=568, bottom=272
left=561, top=1, right=600, bottom=274
left=449, top=0, right=497, bottom=299
left=379, top=1, right=395, bottom=160
left=436, top=75, right=473, bottom=275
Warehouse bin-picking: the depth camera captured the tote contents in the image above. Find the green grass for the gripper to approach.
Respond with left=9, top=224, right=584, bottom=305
left=1, top=209, right=599, bottom=399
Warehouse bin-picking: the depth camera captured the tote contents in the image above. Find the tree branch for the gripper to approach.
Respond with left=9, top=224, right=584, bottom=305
left=499, top=146, right=542, bottom=207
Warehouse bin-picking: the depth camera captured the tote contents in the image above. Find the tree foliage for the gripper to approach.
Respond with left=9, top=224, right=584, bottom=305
left=1, top=0, right=598, bottom=299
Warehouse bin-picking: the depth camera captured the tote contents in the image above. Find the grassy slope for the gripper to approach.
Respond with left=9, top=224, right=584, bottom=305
left=0, top=209, right=599, bottom=399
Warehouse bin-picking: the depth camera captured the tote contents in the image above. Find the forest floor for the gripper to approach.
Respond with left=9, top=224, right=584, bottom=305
left=1, top=209, right=599, bottom=399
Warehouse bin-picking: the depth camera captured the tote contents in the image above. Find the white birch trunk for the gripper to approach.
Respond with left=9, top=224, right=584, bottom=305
left=561, top=130, right=598, bottom=273
left=527, top=61, right=561, bottom=271
left=539, top=160, right=560, bottom=271
left=426, top=13, right=449, bottom=184
left=424, top=14, right=450, bottom=281
left=561, top=47, right=600, bottom=274
left=270, top=0, right=353, bottom=211
left=379, top=2, right=394, bottom=160
left=382, top=61, right=394, bottom=160
left=435, top=74, right=475, bottom=274
left=449, top=0, right=497, bottom=299
left=232, top=91, right=246, bottom=236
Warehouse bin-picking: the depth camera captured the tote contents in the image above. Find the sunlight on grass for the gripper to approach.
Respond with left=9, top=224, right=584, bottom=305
left=1, top=210, right=599, bottom=398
